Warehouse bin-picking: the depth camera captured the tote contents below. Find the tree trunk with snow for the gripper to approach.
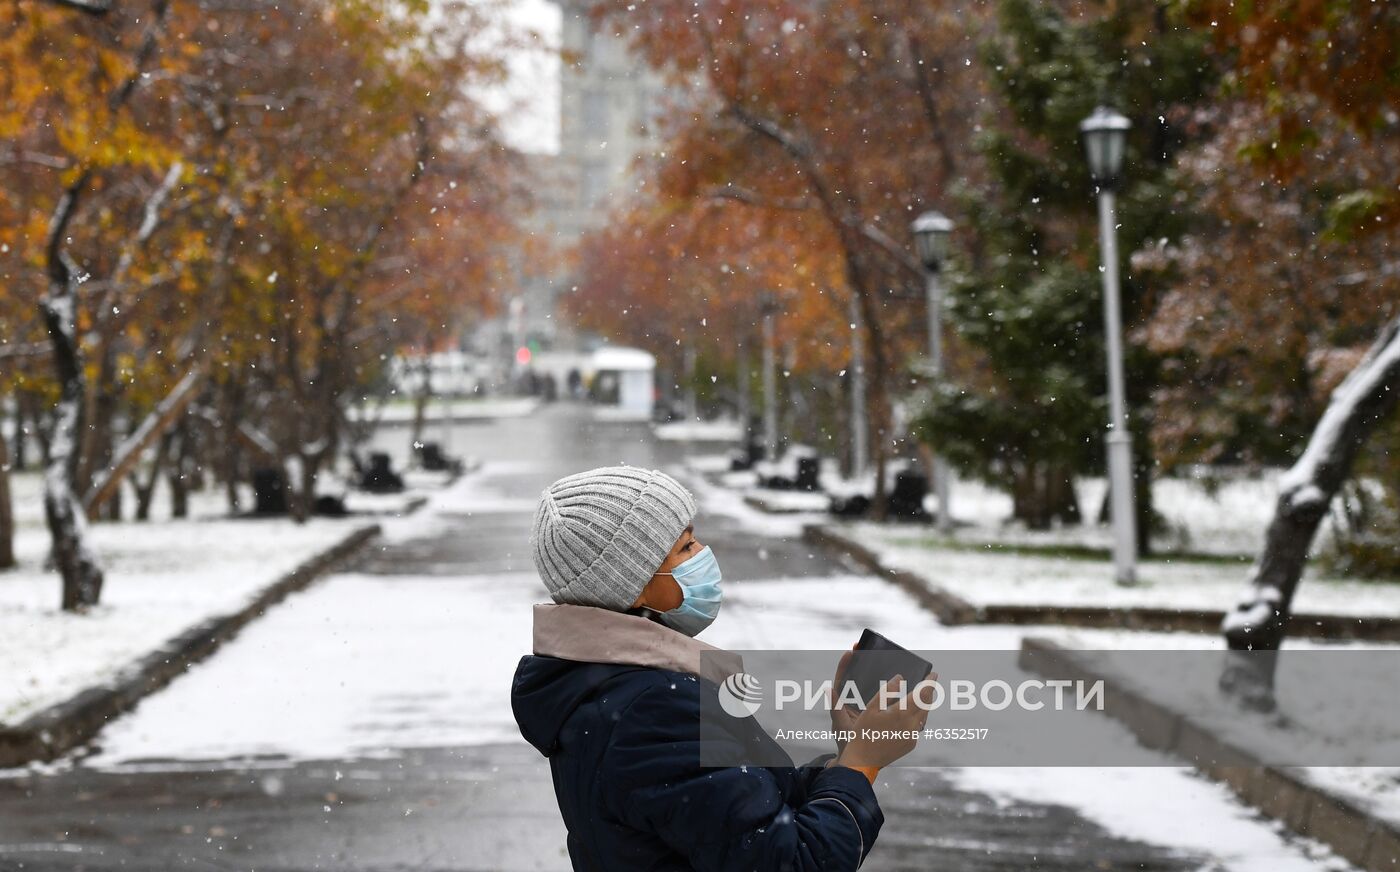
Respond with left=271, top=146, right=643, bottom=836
left=42, top=289, right=106, bottom=611
left=41, top=179, right=106, bottom=611
left=36, top=0, right=171, bottom=610
left=1220, top=314, right=1400, bottom=709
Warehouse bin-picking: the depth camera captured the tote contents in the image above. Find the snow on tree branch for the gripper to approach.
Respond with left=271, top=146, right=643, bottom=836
left=42, top=0, right=112, bottom=15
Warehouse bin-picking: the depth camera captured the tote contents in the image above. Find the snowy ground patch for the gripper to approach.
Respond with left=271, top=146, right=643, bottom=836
left=686, top=452, right=1351, bottom=561
left=351, top=396, right=541, bottom=425
left=0, top=464, right=452, bottom=728
left=744, top=489, right=832, bottom=513
left=678, top=465, right=825, bottom=538
left=839, top=522, right=1400, bottom=618
left=0, top=517, right=376, bottom=725
left=653, top=417, right=743, bottom=442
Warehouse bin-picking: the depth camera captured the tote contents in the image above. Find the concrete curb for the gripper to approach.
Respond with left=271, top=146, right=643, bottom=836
left=1017, top=636, right=1400, bottom=871
left=0, top=522, right=381, bottom=768
left=804, top=523, right=1400, bottom=642
left=804, top=524, right=982, bottom=623
left=742, top=493, right=828, bottom=515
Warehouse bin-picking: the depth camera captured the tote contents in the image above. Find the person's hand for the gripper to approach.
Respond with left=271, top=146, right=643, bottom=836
left=827, top=648, right=859, bottom=752
left=835, top=674, right=930, bottom=771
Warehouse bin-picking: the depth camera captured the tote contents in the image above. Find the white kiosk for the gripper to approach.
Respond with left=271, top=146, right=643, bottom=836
left=589, top=346, right=655, bottom=420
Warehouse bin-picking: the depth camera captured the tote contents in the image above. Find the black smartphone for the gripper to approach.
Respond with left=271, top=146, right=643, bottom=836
left=841, top=629, right=935, bottom=708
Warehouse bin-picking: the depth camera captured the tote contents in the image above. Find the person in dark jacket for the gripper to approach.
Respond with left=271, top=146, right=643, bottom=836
left=512, top=466, right=926, bottom=871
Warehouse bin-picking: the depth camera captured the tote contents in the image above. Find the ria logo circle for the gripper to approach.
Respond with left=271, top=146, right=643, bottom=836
left=718, top=672, right=763, bottom=718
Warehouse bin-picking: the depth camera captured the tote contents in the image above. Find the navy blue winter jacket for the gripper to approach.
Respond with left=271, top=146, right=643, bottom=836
left=511, top=654, right=883, bottom=872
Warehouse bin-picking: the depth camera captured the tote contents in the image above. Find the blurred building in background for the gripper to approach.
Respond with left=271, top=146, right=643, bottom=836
left=475, top=0, right=669, bottom=384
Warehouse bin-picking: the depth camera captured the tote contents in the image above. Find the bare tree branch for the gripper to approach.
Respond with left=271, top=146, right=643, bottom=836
left=729, top=103, right=816, bottom=163
left=1333, top=259, right=1400, bottom=288
left=0, top=342, right=49, bottom=361
left=1219, top=313, right=1400, bottom=707
left=860, top=222, right=926, bottom=279
left=103, top=161, right=184, bottom=303
left=707, top=183, right=813, bottom=212
left=906, top=33, right=959, bottom=182
left=327, top=114, right=434, bottom=334
left=83, top=363, right=206, bottom=517
left=42, top=0, right=112, bottom=15
left=236, top=421, right=280, bottom=460
left=0, top=149, right=71, bottom=170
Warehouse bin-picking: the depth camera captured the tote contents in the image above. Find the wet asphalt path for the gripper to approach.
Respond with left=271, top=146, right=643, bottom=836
left=0, top=405, right=1207, bottom=871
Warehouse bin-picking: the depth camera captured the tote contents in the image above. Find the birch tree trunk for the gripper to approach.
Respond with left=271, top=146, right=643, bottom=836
left=42, top=289, right=106, bottom=611
left=42, top=185, right=106, bottom=610
left=1220, top=314, right=1400, bottom=709
left=38, top=0, right=171, bottom=610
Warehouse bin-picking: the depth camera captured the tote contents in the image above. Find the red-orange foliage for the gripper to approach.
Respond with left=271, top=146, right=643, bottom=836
left=571, top=0, right=992, bottom=490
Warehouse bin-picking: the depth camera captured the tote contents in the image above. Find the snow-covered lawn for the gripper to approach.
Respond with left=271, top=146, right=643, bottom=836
left=350, top=395, right=541, bottom=425
left=686, top=453, right=1348, bottom=561
left=837, top=522, right=1400, bottom=617
left=690, top=474, right=1399, bottom=854
left=0, top=517, right=376, bottom=725
left=0, top=468, right=444, bottom=727
left=653, top=417, right=744, bottom=441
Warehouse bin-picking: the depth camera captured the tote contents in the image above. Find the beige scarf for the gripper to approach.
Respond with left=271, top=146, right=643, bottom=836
left=532, top=603, right=743, bottom=685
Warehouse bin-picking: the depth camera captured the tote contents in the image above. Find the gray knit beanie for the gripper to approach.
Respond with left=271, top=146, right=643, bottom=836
left=531, top=466, right=698, bottom=610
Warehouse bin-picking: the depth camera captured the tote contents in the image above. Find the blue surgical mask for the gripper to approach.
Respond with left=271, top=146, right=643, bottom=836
left=653, top=545, right=723, bottom=637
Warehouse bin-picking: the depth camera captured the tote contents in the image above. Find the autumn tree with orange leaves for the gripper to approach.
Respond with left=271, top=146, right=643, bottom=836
left=0, top=0, right=522, bottom=609
left=570, top=200, right=854, bottom=452
left=574, top=0, right=991, bottom=511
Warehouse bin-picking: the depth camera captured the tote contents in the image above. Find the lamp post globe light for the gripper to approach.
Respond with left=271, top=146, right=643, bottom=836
left=1080, top=105, right=1132, bottom=189
left=912, top=210, right=955, bottom=533
left=912, top=210, right=954, bottom=272
left=1080, top=105, right=1138, bottom=586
